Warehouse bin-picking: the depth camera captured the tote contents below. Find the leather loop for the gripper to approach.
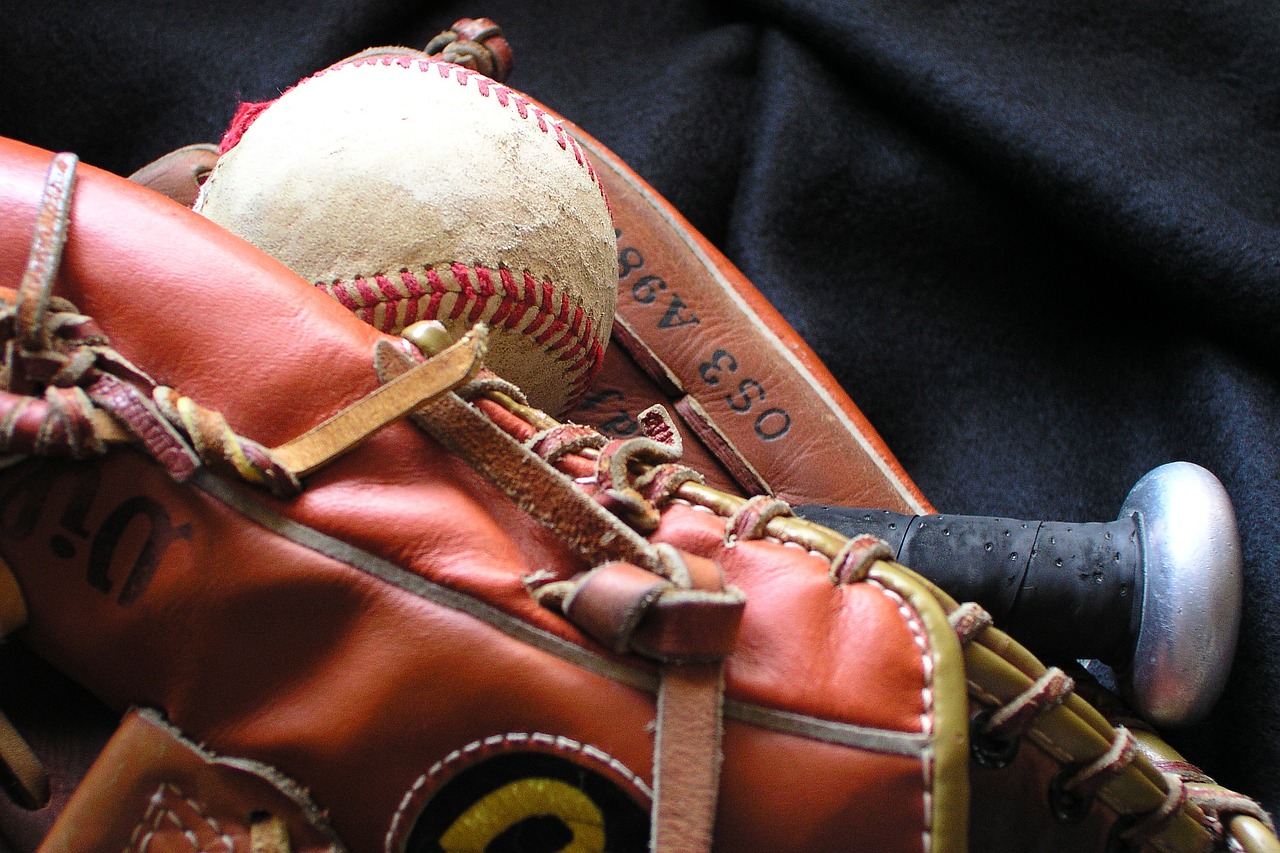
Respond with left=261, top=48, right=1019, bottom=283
left=630, top=586, right=746, bottom=663
left=829, top=533, right=895, bottom=585
left=1062, top=727, right=1139, bottom=801
left=948, top=601, right=994, bottom=646
left=87, top=373, right=200, bottom=482
left=563, top=562, right=672, bottom=655
left=637, top=404, right=682, bottom=449
left=674, top=550, right=725, bottom=592
left=594, top=435, right=685, bottom=532
left=525, top=422, right=606, bottom=464
left=724, top=494, right=793, bottom=546
left=423, top=17, right=513, bottom=82
left=14, top=152, right=77, bottom=359
left=982, top=666, right=1076, bottom=739
left=560, top=558, right=746, bottom=664
left=1119, top=772, right=1190, bottom=844
left=633, top=462, right=704, bottom=508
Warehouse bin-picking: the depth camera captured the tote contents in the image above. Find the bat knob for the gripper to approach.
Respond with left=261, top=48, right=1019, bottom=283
left=1121, top=462, right=1243, bottom=726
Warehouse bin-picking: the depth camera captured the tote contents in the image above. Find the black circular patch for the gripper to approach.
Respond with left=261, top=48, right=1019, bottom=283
left=403, top=738, right=650, bottom=853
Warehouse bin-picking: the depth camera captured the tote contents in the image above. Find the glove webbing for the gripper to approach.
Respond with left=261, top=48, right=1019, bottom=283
left=12, top=151, right=1270, bottom=852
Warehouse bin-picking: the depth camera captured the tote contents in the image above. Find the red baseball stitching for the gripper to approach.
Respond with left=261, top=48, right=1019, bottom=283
left=225, top=55, right=614, bottom=405
left=320, top=264, right=606, bottom=403
left=329, top=55, right=607, bottom=200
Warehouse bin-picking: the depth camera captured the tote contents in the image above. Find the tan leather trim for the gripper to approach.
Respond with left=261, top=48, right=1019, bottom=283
left=866, top=562, right=971, bottom=853
left=718, top=701, right=929, bottom=757
left=924, top=579, right=1224, bottom=853
left=651, top=663, right=724, bottom=853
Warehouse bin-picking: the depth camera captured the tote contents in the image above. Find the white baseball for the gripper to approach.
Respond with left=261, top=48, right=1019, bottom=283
left=196, top=54, right=616, bottom=416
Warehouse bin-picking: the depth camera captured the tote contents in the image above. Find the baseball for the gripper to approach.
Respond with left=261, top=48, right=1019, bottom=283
left=196, top=53, right=616, bottom=416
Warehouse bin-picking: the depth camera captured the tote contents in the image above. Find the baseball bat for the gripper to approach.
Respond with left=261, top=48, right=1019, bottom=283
left=796, top=462, right=1242, bottom=726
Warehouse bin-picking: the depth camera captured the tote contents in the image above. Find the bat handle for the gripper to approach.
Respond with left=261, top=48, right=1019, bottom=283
left=796, top=462, right=1242, bottom=726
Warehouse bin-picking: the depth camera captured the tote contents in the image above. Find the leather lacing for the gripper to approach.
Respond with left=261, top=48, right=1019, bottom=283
left=723, top=494, right=792, bottom=546
left=1, top=153, right=298, bottom=495
left=953, top=601, right=1161, bottom=836
left=6, top=153, right=1275, bottom=851
left=425, top=366, right=1275, bottom=851
left=1141, top=756, right=1277, bottom=847
left=829, top=533, right=897, bottom=584
left=950, top=600, right=1276, bottom=849
left=0, top=152, right=484, bottom=814
left=0, top=151, right=319, bottom=811
left=456, top=384, right=906, bottom=584
left=4, top=154, right=486, bottom=502
left=423, top=17, right=513, bottom=83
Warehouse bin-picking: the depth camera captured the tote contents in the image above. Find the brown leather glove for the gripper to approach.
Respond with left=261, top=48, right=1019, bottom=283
left=0, top=135, right=1273, bottom=852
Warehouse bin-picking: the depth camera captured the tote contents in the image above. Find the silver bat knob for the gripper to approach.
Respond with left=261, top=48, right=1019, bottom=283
left=797, top=461, right=1243, bottom=725
left=1121, top=461, right=1243, bottom=726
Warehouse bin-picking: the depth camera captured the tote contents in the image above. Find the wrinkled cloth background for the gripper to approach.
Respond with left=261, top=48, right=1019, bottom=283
left=0, top=0, right=1277, bottom=845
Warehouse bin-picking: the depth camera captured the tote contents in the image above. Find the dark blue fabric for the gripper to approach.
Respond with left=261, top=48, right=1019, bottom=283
left=1, top=0, right=1277, bottom=841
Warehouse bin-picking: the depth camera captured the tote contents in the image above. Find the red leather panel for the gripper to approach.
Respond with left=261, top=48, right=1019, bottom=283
left=0, top=138, right=939, bottom=851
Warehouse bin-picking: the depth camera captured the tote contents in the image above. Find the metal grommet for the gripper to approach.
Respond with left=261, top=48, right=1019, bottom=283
left=970, top=709, right=1020, bottom=769
left=1048, top=766, right=1095, bottom=824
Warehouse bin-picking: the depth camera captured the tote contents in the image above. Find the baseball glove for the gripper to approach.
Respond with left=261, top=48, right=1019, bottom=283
left=129, top=18, right=1244, bottom=730
left=0, top=128, right=1274, bottom=853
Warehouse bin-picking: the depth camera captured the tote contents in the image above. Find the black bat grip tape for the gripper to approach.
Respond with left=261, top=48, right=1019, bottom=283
left=794, top=507, right=1143, bottom=665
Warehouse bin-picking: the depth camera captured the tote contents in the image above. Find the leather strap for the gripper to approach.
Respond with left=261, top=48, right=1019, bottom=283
left=377, top=341, right=664, bottom=574
left=271, top=327, right=483, bottom=476
left=14, top=153, right=77, bottom=359
left=652, top=663, right=724, bottom=853
left=382, top=328, right=746, bottom=853
left=533, top=554, right=740, bottom=853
